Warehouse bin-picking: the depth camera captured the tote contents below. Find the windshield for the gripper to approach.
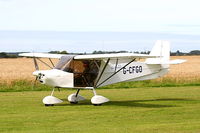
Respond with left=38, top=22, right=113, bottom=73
left=55, top=56, right=75, bottom=72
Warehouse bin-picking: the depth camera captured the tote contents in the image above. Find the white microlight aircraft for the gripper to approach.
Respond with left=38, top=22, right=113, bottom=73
left=19, top=40, right=186, bottom=106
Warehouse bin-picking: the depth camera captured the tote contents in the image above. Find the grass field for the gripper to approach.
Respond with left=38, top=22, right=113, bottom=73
left=1, top=86, right=200, bottom=133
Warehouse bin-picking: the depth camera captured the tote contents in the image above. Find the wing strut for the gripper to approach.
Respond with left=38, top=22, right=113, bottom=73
left=94, top=58, right=110, bottom=88
left=93, top=60, right=100, bottom=69
left=49, top=58, right=55, bottom=67
left=114, top=58, right=118, bottom=72
left=37, top=58, right=53, bottom=69
left=95, top=58, right=136, bottom=88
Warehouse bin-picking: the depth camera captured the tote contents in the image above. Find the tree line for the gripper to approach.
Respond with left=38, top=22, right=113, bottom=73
left=0, top=50, right=200, bottom=58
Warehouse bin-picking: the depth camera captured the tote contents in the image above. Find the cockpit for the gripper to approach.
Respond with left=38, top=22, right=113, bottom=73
left=55, top=56, right=101, bottom=87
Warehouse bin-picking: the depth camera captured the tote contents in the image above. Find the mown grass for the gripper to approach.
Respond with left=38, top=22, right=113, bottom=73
left=1, top=86, right=200, bottom=133
left=102, top=77, right=200, bottom=89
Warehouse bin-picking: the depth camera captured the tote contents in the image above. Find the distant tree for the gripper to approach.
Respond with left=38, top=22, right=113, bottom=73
left=140, top=51, right=150, bottom=54
left=173, top=50, right=185, bottom=56
left=49, top=51, right=68, bottom=54
left=0, top=52, right=8, bottom=58
left=118, top=51, right=128, bottom=53
left=60, top=51, right=68, bottom=54
left=92, top=51, right=104, bottom=54
left=7, top=54, right=18, bottom=58
left=92, top=50, right=128, bottom=54
left=189, top=50, right=200, bottom=55
left=49, top=51, right=60, bottom=54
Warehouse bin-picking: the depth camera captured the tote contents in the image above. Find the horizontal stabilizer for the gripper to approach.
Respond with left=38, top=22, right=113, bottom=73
left=168, top=59, right=187, bottom=64
left=146, top=59, right=187, bottom=65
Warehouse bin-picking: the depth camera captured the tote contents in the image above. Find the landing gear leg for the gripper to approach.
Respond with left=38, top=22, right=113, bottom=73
left=51, top=88, right=55, bottom=96
left=70, top=89, right=80, bottom=104
left=76, top=89, right=80, bottom=97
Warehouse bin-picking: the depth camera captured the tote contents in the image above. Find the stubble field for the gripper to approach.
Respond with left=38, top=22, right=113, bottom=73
left=0, top=58, right=58, bottom=83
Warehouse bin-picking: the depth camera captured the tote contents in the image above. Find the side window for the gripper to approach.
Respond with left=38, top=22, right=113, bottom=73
left=74, top=60, right=101, bottom=87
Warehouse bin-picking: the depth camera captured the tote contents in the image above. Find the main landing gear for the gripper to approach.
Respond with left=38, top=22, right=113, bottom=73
left=90, top=89, right=109, bottom=106
left=68, top=89, right=85, bottom=104
left=42, top=88, right=109, bottom=106
left=68, top=88, right=109, bottom=106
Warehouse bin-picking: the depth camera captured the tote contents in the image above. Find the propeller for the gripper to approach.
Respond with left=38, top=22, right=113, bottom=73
left=32, top=57, right=40, bottom=89
left=33, top=57, right=39, bottom=71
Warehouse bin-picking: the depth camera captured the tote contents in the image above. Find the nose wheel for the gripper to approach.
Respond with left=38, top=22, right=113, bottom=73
left=42, top=88, right=63, bottom=106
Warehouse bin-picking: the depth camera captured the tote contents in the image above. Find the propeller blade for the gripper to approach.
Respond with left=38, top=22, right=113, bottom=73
left=33, top=57, right=39, bottom=71
left=32, top=55, right=39, bottom=89
left=32, top=76, right=39, bottom=90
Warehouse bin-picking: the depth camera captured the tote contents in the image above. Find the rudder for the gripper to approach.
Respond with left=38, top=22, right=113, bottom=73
left=146, top=40, right=170, bottom=64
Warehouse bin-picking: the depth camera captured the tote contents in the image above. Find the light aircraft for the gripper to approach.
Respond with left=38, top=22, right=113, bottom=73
left=19, top=40, right=186, bottom=106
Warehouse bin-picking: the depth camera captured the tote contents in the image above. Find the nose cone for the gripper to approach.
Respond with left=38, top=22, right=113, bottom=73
left=33, top=71, right=40, bottom=76
left=32, top=70, right=47, bottom=84
left=33, top=69, right=74, bottom=88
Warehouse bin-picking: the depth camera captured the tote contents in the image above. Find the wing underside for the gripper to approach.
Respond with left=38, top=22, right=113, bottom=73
left=19, top=53, right=65, bottom=59
left=19, top=52, right=159, bottom=60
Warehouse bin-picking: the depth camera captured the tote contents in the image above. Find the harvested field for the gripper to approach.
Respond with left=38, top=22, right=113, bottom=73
left=0, top=58, right=58, bottom=84
left=159, top=56, right=200, bottom=84
left=0, top=56, right=199, bottom=84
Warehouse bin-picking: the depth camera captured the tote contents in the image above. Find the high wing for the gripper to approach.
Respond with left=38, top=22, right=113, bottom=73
left=19, top=52, right=160, bottom=60
left=74, top=53, right=159, bottom=60
left=19, top=53, right=64, bottom=59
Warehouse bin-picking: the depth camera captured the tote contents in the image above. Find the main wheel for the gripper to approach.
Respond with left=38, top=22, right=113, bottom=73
left=68, top=93, right=85, bottom=104
left=93, top=104, right=102, bottom=106
left=70, top=101, right=78, bottom=104
left=45, top=104, right=54, bottom=106
left=91, top=95, right=109, bottom=105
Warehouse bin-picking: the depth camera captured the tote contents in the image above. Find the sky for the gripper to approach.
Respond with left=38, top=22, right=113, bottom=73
left=0, top=0, right=200, bottom=52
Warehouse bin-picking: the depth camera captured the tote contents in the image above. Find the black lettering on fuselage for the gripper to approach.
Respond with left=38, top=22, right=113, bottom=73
left=122, top=66, right=142, bottom=74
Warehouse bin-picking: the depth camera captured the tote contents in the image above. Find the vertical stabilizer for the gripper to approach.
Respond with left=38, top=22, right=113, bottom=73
left=146, top=40, right=170, bottom=65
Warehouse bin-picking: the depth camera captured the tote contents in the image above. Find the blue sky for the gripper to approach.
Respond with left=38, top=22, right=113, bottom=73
left=0, top=0, right=200, bottom=52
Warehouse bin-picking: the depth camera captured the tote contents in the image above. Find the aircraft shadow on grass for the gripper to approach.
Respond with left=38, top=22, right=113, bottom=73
left=56, top=98, right=195, bottom=108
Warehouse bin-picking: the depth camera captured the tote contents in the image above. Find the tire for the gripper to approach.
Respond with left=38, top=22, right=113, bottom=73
left=45, top=104, right=54, bottom=106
